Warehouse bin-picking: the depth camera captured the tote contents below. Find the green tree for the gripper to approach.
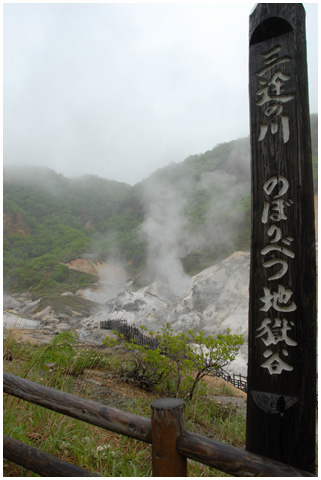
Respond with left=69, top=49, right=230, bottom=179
left=187, top=328, right=244, bottom=400
left=104, top=323, right=243, bottom=401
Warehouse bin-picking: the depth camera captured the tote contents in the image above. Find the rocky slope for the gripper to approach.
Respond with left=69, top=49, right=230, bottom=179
left=4, top=251, right=250, bottom=375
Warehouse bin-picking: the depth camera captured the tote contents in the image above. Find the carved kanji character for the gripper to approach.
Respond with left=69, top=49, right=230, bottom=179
left=256, top=317, right=297, bottom=346
left=260, top=349, right=294, bottom=375
left=259, top=285, right=297, bottom=312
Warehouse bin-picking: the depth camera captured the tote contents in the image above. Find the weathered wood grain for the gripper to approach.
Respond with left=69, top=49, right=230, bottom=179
left=4, top=373, right=316, bottom=477
left=247, top=3, right=316, bottom=472
left=3, top=372, right=152, bottom=443
left=177, top=431, right=316, bottom=477
left=3, top=435, right=101, bottom=477
left=151, top=398, right=187, bottom=477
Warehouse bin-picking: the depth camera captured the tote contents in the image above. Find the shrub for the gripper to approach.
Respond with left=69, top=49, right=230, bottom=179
left=104, top=323, right=244, bottom=401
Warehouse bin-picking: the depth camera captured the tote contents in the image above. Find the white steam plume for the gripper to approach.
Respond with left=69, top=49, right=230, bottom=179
left=140, top=177, right=191, bottom=296
left=139, top=143, right=250, bottom=296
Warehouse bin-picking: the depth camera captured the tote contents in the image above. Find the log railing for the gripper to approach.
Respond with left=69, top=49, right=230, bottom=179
left=3, top=373, right=316, bottom=477
left=215, top=368, right=248, bottom=392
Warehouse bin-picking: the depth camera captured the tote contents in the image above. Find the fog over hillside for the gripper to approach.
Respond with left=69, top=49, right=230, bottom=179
left=3, top=135, right=253, bottom=299
left=4, top=114, right=317, bottom=301
left=3, top=118, right=318, bottom=377
left=139, top=138, right=251, bottom=296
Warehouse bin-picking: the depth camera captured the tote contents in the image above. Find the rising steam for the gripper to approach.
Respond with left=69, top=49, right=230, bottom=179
left=140, top=176, right=191, bottom=296
left=139, top=142, right=250, bottom=296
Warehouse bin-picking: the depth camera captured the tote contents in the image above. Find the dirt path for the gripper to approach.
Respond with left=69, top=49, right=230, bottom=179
left=204, top=375, right=247, bottom=416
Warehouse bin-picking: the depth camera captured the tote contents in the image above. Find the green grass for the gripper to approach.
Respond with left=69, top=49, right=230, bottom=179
left=33, top=293, right=98, bottom=316
left=3, top=331, right=245, bottom=477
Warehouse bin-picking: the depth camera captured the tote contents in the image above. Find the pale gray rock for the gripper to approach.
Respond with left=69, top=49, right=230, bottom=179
left=3, top=294, right=22, bottom=310
left=4, top=252, right=250, bottom=375
left=3, top=312, right=41, bottom=329
left=81, top=251, right=250, bottom=374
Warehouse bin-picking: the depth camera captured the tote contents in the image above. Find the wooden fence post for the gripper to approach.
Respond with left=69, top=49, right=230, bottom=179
left=151, top=398, right=187, bottom=477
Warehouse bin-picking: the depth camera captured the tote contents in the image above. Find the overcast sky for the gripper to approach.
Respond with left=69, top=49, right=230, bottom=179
left=3, top=2, right=318, bottom=185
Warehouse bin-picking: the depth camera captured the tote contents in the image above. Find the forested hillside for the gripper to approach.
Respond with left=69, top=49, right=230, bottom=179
left=4, top=168, right=142, bottom=296
left=4, top=114, right=318, bottom=299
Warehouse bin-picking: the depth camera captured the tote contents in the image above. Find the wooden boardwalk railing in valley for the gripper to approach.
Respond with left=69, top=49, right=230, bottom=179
left=3, top=373, right=315, bottom=477
left=100, top=319, right=248, bottom=392
left=215, top=368, right=248, bottom=392
left=100, top=319, right=162, bottom=350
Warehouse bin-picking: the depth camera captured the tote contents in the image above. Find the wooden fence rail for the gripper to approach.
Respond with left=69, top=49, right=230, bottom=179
left=3, top=372, right=152, bottom=443
left=3, top=435, right=100, bottom=477
left=3, top=373, right=315, bottom=477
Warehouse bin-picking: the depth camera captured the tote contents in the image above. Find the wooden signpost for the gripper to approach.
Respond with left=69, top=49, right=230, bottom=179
left=247, top=4, right=316, bottom=473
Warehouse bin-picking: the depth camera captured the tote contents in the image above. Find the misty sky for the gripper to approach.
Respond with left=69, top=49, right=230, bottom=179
left=3, top=2, right=318, bottom=185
